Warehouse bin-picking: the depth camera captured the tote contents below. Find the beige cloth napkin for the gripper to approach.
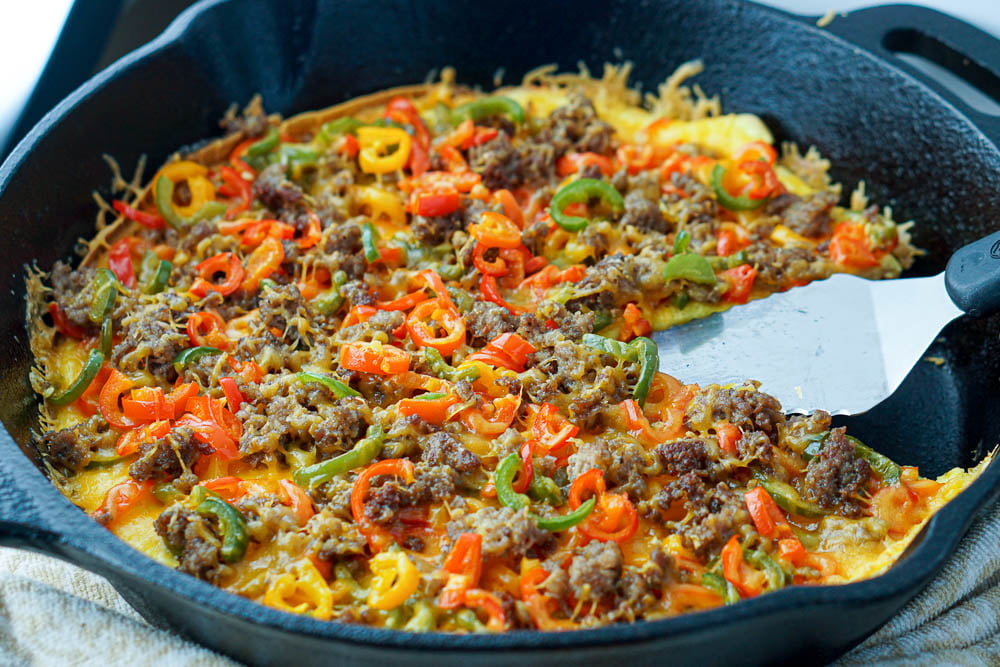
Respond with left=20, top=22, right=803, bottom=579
left=2, top=503, right=999, bottom=666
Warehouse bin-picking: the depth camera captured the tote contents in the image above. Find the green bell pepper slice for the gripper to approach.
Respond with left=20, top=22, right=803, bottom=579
left=99, top=316, right=113, bottom=358
left=527, top=474, right=564, bottom=506
left=143, top=259, right=173, bottom=295
left=293, top=425, right=385, bottom=489
left=549, top=178, right=625, bottom=232
left=745, top=549, right=787, bottom=591
left=450, top=96, right=525, bottom=126
left=361, top=222, right=381, bottom=262
left=711, top=164, right=768, bottom=211
left=663, top=253, right=717, bottom=285
left=88, top=268, right=123, bottom=324
left=296, top=371, right=361, bottom=398
left=312, top=270, right=348, bottom=316
left=496, top=453, right=595, bottom=531
left=172, top=346, right=223, bottom=374
left=246, top=127, right=280, bottom=157
left=673, top=229, right=691, bottom=255
left=87, top=447, right=128, bottom=468
left=582, top=334, right=659, bottom=406
left=318, top=117, right=363, bottom=143
left=847, top=435, right=902, bottom=485
left=423, top=348, right=479, bottom=383
left=48, top=349, right=104, bottom=406
left=753, top=472, right=827, bottom=518
left=195, top=495, right=249, bottom=563
left=702, top=572, right=740, bottom=605
left=495, top=452, right=530, bottom=511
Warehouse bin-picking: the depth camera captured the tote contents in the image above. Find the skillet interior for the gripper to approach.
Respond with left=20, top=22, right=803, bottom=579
left=1, top=0, right=1000, bottom=664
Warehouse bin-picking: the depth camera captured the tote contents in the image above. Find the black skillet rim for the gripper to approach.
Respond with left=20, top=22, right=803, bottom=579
left=2, top=0, right=1000, bottom=653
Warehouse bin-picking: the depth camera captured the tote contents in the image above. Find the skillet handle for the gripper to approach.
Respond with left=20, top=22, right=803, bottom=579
left=945, top=229, right=1000, bottom=317
left=819, top=5, right=1000, bottom=146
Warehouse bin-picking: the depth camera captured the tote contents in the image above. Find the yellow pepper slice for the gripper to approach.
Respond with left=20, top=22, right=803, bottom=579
left=156, top=160, right=217, bottom=218
left=357, top=126, right=411, bottom=174
left=352, top=185, right=406, bottom=226
left=262, top=558, right=334, bottom=620
left=367, top=551, right=420, bottom=610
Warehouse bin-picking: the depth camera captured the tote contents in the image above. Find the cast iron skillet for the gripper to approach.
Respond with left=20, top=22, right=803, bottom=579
left=1, top=0, right=1000, bottom=664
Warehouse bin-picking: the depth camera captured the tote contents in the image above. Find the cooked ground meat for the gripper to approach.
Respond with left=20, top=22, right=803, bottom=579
left=446, top=506, right=551, bottom=558
left=565, top=436, right=647, bottom=498
left=685, top=383, right=784, bottom=446
left=521, top=338, right=630, bottom=426
left=420, top=432, right=481, bottom=472
left=469, top=132, right=525, bottom=190
left=340, top=280, right=376, bottom=308
left=656, top=473, right=751, bottom=556
left=36, top=415, right=117, bottom=472
left=49, top=262, right=98, bottom=332
left=339, top=309, right=404, bottom=343
left=566, top=252, right=668, bottom=313
left=253, top=163, right=307, bottom=222
left=363, top=463, right=456, bottom=525
left=654, top=438, right=711, bottom=476
left=154, top=505, right=228, bottom=583
left=129, top=426, right=200, bottom=485
left=766, top=191, right=839, bottom=238
left=744, top=242, right=829, bottom=288
left=111, top=298, right=189, bottom=382
left=801, top=427, right=871, bottom=517
left=239, top=379, right=369, bottom=459
left=307, top=507, right=367, bottom=561
left=538, top=94, right=615, bottom=156
left=521, top=220, right=551, bottom=256
left=568, top=541, right=623, bottom=600
left=620, top=189, right=667, bottom=233
left=464, top=299, right=518, bottom=345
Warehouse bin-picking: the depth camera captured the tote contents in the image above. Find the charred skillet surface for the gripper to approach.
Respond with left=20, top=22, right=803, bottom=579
left=2, top=0, right=1000, bottom=664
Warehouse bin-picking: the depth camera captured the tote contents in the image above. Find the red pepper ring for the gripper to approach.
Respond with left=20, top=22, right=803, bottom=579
left=405, top=298, right=466, bottom=357
left=350, top=458, right=416, bottom=552
left=472, top=243, right=509, bottom=277
left=532, top=403, right=580, bottom=456
left=385, top=96, right=431, bottom=177
left=581, top=492, right=639, bottom=543
left=439, top=532, right=484, bottom=609
left=187, top=310, right=230, bottom=350
left=413, top=269, right=457, bottom=313
left=296, top=212, right=323, bottom=250
left=462, top=589, right=507, bottom=632
left=737, top=160, right=782, bottom=200
left=218, top=165, right=253, bottom=219
left=175, top=415, right=240, bottom=460
left=98, top=369, right=137, bottom=430
left=107, top=237, right=146, bottom=288
left=511, top=441, right=535, bottom=494
left=568, top=468, right=607, bottom=509
left=189, top=252, right=244, bottom=297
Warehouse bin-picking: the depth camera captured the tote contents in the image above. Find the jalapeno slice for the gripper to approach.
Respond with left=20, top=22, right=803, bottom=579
left=549, top=178, right=625, bottom=232
left=48, top=349, right=104, bottom=406
left=450, top=96, right=525, bottom=126
left=293, top=425, right=385, bottom=489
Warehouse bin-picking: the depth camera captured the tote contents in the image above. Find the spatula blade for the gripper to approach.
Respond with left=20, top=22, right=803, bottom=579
left=652, top=273, right=962, bottom=415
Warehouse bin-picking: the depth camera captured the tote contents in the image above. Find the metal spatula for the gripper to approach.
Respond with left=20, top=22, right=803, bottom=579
left=653, top=230, right=1000, bottom=415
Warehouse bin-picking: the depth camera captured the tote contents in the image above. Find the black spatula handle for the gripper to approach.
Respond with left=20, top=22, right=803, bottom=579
left=945, top=230, right=1000, bottom=316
